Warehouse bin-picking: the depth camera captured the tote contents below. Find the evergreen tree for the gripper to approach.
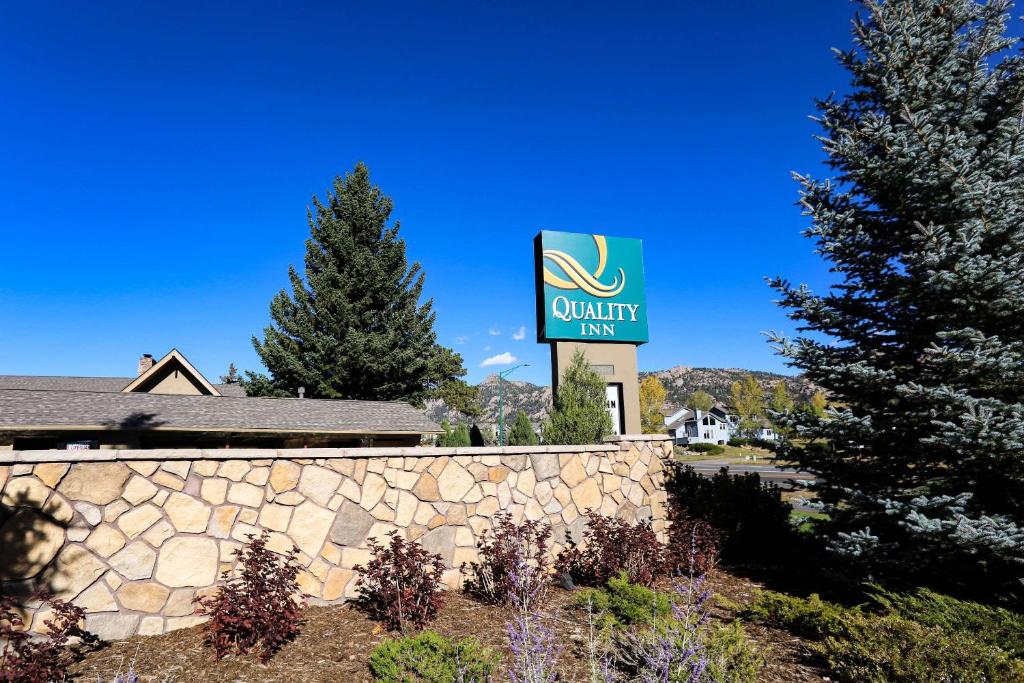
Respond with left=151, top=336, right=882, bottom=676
left=244, top=163, right=467, bottom=405
left=639, top=375, right=668, bottom=434
left=770, top=0, right=1024, bottom=594
left=543, top=350, right=613, bottom=445
left=689, top=390, right=715, bottom=413
left=436, top=379, right=482, bottom=418
left=437, top=421, right=471, bottom=447
left=730, top=374, right=764, bottom=436
left=219, top=363, right=240, bottom=385
left=508, top=410, right=539, bottom=446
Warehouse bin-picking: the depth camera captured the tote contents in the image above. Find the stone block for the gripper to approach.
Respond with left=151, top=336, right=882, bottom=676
left=529, top=454, right=560, bottom=481
left=44, top=546, right=106, bottom=600
left=0, top=509, right=64, bottom=580
left=559, top=456, right=586, bottom=487
left=122, top=476, right=158, bottom=505
left=322, top=567, right=354, bottom=601
left=269, top=461, right=301, bottom=493
left=288, top=500, right=334, bottom=557
left=200, top=479, right=228, bottom=505
left=438, top=461, right=474, bottom=501
left=118, top=582, right=170, bottom=612
left=164, top=493, right=211, bottom=533
left=142, top=520, right=175, bottom=548
left=329, top=500, right=375, bottom=547
left=138, top=617, right=164, bottom=636
left=411, top=473, right=440, bottom=501
left=258, top=503, right=292, bottom=532
left=217, top=460, right=251, bottom=482
left=86, top=613, right=139, bottom=641
left=227, top=482, right=264, bottom=507
left=76, top=581, right=118, bottom=613
left=74, top=502, right=102, bottom=526
left=161, top=461, right=191, bottom=479
left=1, top=476, right=49, bottom=508
left=58, top=463, right=130, bottom=505
left=85, top=524, right=126, bottom=558
left=360, top=473, right=387, bottom=510
left=298, top=465, right=343, bottom=506
left=116, top=504, right=161, bottom=539
left=109, top=541, right=157, bottom=580
left=155, top=537, right=219, bottom=587
left=419, top=526, right=456, bottom=566
left=33, top=463, right=69, bottom=488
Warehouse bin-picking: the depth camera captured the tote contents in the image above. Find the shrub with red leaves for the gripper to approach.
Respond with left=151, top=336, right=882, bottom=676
left=665, top=512, right=722, bottom=576
left=556, top=512, right=666, bottom=587
left=464, top=512, right=552, bottom=608
left=195, top=531, right=304, bottom=663
left=1, top=592, right=86, bottom=683
left=354, top=532, right=446, bottom=632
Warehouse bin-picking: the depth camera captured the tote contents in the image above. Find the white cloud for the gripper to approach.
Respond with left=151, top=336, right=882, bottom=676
left=455, top=336, right=468, bottom=345
left=483, top=345, right=492, bottom=352
left=512, top=325, right=526, bottom=341
left=488, top=326, right=501, bottom=336
left=480, top=352, right=517, bottom=367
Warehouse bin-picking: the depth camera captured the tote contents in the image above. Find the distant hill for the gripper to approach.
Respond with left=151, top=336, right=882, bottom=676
left=425, top=366, right=814, bottom=427
left=643, top=366, right=817, bottom=411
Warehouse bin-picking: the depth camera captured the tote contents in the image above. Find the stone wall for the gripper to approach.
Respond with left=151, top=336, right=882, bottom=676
left=0, top=437, right=672, bottom=640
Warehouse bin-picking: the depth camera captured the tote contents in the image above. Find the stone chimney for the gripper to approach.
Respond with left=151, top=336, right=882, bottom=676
left=137, top=354, right=154, bottom=376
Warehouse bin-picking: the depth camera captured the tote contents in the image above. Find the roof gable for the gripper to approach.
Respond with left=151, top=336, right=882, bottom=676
left=120, top=349, right=221, bottom=396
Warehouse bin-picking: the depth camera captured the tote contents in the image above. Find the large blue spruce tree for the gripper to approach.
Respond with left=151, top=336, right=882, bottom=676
left=770, top=0, right=1024, bottom=597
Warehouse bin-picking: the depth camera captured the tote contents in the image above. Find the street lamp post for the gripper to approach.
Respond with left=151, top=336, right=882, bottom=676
left=497, top=363, right=529, bottom=447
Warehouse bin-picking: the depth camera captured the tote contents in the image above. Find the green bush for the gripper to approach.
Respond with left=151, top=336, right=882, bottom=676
left=666, top=465, right=797, bottom=564
left=746, top=590, right=1024, bottom=683
left=815, top=613, right=1024, bottom=683
left=688, top=443, right=724, bottom=455
left=368, top=631, right=498, bottom=683
left=705, top=621, right=764, bottom=683
left=727, top=437, right=749, bottom=447
left=743, top=590, right=853, bottom=641
left=574, top=572, right=671, bottom=627
left=869, top=586, right=1024, bottom=657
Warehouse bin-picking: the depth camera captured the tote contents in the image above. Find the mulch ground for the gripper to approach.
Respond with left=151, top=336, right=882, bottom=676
left=70, top=569, right=827, bottom=682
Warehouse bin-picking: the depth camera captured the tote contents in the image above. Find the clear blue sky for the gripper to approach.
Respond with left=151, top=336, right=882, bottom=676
left=1, top=1, right=857, bottom=386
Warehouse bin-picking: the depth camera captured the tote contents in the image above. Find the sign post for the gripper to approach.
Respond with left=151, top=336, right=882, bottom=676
left=534, top=231, right=648, bottom=434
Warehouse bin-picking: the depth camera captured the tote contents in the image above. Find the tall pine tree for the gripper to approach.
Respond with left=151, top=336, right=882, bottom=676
left=245, top=162, right=467, bottom=405
left=770, top=0, right=1024, bottom=594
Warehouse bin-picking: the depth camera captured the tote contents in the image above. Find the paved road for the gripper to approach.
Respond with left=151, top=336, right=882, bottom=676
left=684, top=459, right=821, bottom=511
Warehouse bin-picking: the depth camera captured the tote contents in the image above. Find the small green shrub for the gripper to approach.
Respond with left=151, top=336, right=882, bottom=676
left=727, top=437, right=749, bottom=447
left=574, top=572, right=670, bottom=627
left=705, top=621, right=765, bottom=683
left=688, top=443, right=724, bottom=455
left=368, top=631, right=498, bottom=683
left=746, top=590, right=1024, bottom=683
left=814, top=613, right=1024, bottom=683
left=743, top=590, right=853, bottom=641
left=868, top=586, right=1024, bottom=657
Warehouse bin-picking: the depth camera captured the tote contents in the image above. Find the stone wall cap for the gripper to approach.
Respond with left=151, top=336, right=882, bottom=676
left=603, top=434, right=672, bottom=442
left=0, top=442, right=622, bottom=464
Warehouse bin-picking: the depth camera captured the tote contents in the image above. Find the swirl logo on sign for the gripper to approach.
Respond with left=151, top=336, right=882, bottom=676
left=542, top=235, right=626, bottom=298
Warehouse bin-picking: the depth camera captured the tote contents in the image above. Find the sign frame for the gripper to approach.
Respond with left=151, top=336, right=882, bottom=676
left=534, top=230, right=649, bottom=344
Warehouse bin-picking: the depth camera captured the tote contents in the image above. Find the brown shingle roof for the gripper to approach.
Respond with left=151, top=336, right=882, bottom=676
left=0, top=389, right=439, bottom=434
left=0, top=376, right=247, bottom=397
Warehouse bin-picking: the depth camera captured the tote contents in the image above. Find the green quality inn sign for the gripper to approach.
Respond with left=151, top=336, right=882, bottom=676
left=534, top=230, right=648, bottom=343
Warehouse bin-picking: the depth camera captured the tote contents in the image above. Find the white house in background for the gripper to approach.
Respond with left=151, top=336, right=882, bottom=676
left=664, top=404, right=733, bottom=446
left=664, top=403, right=779, bottom=446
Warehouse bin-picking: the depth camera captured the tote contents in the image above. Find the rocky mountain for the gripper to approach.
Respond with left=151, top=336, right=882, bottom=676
left=425, top=366, right=813, bottom=426
left=643, top=366, right=817, bottom=411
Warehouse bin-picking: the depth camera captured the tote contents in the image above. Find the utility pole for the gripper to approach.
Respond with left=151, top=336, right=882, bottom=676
left=497, top=363, right=528, bottom=446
